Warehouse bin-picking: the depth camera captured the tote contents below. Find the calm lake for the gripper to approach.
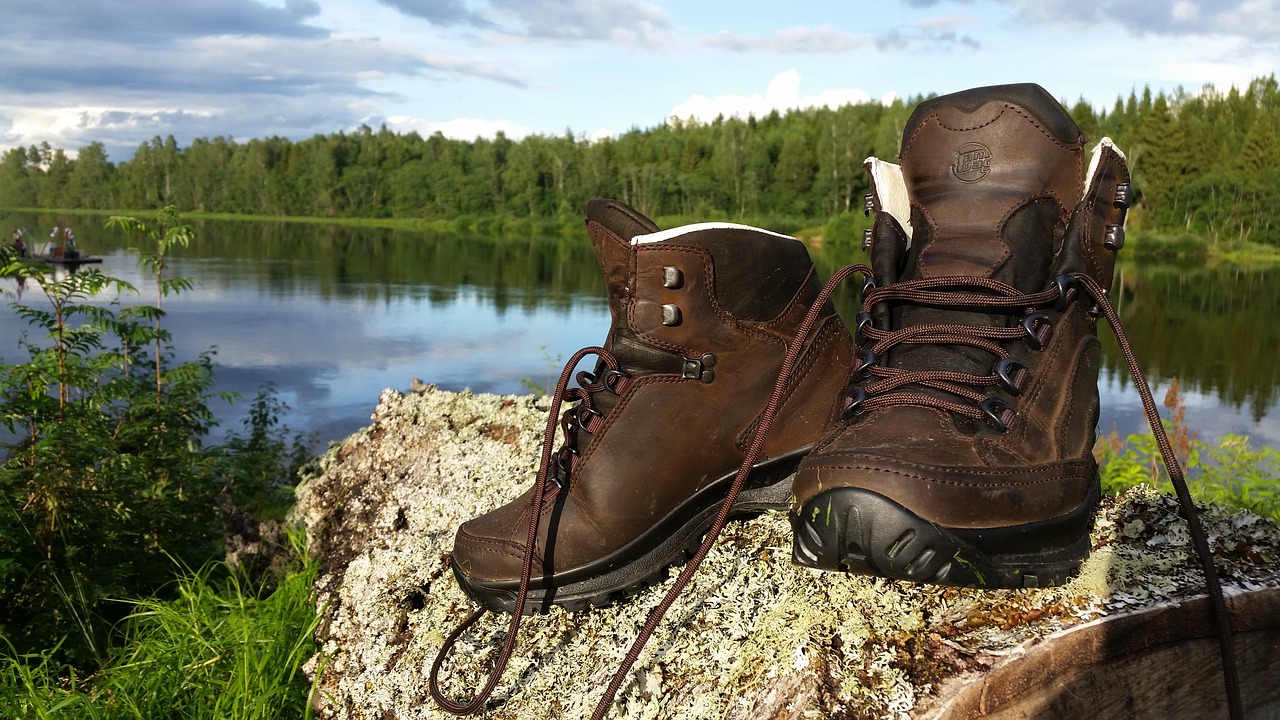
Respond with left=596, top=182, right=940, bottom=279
left=3, top=212, right=1279, bottom=455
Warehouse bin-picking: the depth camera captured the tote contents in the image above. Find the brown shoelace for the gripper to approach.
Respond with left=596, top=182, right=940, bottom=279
left=431, top=264, right=1242, bottom=720
left=428, top=345, right=633, bottom=714
left=845, top=268, right=1243, bottom=720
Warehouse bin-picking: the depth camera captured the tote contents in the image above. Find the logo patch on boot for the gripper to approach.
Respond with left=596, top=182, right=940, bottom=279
left=952, top=142, right=992, bottom=182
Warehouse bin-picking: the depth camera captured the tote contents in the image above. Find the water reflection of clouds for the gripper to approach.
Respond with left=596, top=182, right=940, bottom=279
left=5, top=254, right=1277, bottom=455
left=158, top=280, right=610, bottom=447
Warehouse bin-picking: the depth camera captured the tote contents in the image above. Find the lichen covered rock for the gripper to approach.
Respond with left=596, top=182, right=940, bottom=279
left=294, top=386, right=1280, bottom=719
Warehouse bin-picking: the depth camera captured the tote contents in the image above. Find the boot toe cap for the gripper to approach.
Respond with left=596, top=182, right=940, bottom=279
left=452, top=516, right=532, bottom=583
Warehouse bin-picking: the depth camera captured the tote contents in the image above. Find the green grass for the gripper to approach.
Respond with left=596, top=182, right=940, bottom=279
left=0, top=538, right=321, bottom=720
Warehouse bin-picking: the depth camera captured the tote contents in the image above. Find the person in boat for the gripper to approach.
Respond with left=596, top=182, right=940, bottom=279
left=64, top=228, right=79, bottom=259
left=11, top=228, right=26, bottom=257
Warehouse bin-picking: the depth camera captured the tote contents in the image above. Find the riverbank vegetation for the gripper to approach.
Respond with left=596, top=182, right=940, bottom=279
left=2, top=77, right=1278, bottom=258
left=1, top=212, right=315, bottom=717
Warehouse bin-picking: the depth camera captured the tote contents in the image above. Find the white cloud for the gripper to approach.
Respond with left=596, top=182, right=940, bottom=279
left=1003, top=0, right=1280, bottom=40
left=1215, top=0, right=1280, bottom=36
left=1172, top=1, right=1200, bottom=22
left=699, top=18, right=980, bottom=54
left=700, top=25, right=873, bottom=53
left=488, top=0, right=672, bottom=47
left=667, top=69, right=891, bottom=125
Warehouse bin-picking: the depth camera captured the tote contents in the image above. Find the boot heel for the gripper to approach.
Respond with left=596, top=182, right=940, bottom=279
left=791, top=487, right=1095, bottom=589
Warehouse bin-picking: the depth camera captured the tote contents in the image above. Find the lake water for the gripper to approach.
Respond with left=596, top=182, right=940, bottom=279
left=3, top=213, right=1278, bottom=455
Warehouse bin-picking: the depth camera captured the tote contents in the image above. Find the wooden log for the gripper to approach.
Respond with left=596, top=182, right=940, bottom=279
left=920, top=588, right=1280, bottom=719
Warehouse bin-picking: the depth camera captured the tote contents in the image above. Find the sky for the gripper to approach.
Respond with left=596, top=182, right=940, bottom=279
left=0, top=0, right=1277, bottom=162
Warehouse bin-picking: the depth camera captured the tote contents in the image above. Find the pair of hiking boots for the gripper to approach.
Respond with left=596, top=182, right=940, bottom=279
left=431, top=83, right=1237, bottom=718
left=453, top=82, right=1125, bottom=608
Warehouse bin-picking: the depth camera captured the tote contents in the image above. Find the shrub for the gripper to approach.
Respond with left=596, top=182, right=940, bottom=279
left=0, top=208, right=306, bottom=669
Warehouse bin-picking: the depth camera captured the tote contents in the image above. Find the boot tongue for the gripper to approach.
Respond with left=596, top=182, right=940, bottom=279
left=898, top=83, right=1084, bottom=289
left=888, top=84, right=1086, bottom=381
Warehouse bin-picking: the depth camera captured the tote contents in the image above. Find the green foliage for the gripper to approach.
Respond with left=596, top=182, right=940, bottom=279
left=0, top=209, right=308, bottom=673
left=3, top=75, right=1278, bottom=251
left=0, top=540, right=320, bottom=720
left=518, top=346, right=565, bottom=397
left=213, top=384, right=311, bottom=521
left=1099, top=427, right=1280, bottom=519
left=1, top=74, right=1276, bottom=259
left=0, top=228, right=220, bottom=667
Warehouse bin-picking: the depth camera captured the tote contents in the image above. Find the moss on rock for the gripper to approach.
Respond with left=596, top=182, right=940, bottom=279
left=294, top=386, right=1280, bottom=719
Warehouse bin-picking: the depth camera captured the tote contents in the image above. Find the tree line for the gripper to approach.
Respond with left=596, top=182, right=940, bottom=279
left=2, top=75, right=1277, bottom=245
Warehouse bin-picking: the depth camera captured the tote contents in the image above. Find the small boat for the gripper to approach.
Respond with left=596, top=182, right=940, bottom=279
left=35, top=254, right=104, bottom=265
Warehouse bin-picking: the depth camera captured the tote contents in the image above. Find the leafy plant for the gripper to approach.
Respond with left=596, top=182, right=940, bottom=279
left=214, top=383, right=312, bottom=522
left=1097, top=378, right=1280, bottom=518
left=0, top=536, right=320, bottom=720
left=0, top=209, right=225, bottom=667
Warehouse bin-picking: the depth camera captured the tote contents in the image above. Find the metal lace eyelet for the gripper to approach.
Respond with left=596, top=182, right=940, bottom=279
left=979, top=397, right=1014, bottom=432
left=599, top=368, right=628, bottom=394
left=554, top=447, right=576, bottom=481
left=661, top=304, right=682, bottom=326
left=1022, top=312, right=1053, bottom=351
left=1113, top=182, right=1133, bottom=210
left=853, top=348, right=879, bottom=380
left=1052, top=274, right=1078, bottom=311
left=855, top=311, right=875, bottom=345
left=863, top=193, right=875, bottom=217
left=841, top=387, right=869, bottom=421
left=575, top=403, right=603, bottom=428
left=862, top=228, right=873, bottom=251
left=994, top=357, right=1029, bottom=396
left=862, top=276, right=877, bottom=295
left=1104, top=224, right=1125, bottom=251
left=681, top=352, right=717, bottom=384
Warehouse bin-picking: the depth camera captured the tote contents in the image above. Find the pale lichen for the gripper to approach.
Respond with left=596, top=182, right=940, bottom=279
left=294, top=387, right=1280, bottom=719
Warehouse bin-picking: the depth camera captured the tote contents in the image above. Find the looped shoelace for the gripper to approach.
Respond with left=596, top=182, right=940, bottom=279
left=849, top=267, right=1242, bottom=720
left=432, top=264, right=1242, bottom=720
left=428, top=345, right=633, bottom=715
left=844, top=274, right=1066, bottom=429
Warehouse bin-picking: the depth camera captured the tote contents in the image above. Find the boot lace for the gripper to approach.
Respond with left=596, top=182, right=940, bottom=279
left=429, top=345, right=632, bottom=715
left=845, top=266, right=1243, bottom=720
left=845, top=274, right=1070, bottom=430
left=434, top=265, right=1242, bottom=720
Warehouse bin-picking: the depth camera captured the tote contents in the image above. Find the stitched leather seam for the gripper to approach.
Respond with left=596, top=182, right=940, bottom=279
left=761, top=264, right=818, bottom=331
left=798, top=463, right=1088, bottom=487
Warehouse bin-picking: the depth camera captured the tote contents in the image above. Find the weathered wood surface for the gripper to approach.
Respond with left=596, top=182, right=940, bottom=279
left=294, top=386, right=1280, bottom=719
left=919, top=588, right=1280, bottom=719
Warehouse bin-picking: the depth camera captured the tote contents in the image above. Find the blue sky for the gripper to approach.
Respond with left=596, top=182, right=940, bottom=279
left=1, top=0, right=1276, bottom=161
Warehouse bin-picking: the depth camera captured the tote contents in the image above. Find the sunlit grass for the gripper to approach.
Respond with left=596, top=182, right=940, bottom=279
left=0, top=539, right=320, bottom=720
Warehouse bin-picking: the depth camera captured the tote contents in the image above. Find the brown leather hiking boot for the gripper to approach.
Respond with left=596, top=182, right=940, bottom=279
left=449, top=198, right=854, bottom=613
left=790, top=83, right=1133, bottom=588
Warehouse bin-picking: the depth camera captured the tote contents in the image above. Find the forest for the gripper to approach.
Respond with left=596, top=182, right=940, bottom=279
left=1, top=76, right=1278, bottom=247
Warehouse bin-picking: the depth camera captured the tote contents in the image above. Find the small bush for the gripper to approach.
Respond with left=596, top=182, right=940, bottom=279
left=1097, top=379, right=1280, bottom=519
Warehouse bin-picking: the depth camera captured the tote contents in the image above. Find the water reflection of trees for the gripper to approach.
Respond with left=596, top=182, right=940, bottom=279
left=1101, top=262, right=1278, bottom=422
left=2, top=213, right=603, bottom=313
left=6, top=213, right=1275, bottom=422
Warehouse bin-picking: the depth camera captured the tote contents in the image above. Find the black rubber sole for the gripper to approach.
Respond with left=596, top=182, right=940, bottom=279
left=452, top=448, right=802, bottom=615
left=790, top=486, right=1099, bottom=589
